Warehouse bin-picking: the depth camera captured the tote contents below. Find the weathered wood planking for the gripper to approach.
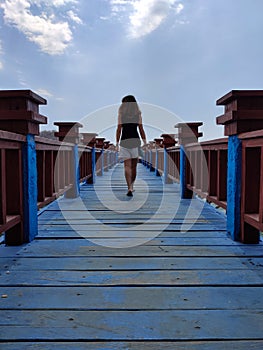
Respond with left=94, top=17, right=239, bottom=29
left=37, top=224, right=227, bottom=232
left=11, top=239, right=263, bottom=256
left=37, top=230, right=229, bottom=238
left=1, top=268, right=263, bottom=286
left=35, top=237, right=238, bottom=246
left=1, top=163, right=263, bottom=348
left=1, top=286, right=263, bottom=310
left=1, top=310, right=263, bottom=340
left=1, top=256, right=263, bottom=270
left=1, top=341, right=263, bottom=350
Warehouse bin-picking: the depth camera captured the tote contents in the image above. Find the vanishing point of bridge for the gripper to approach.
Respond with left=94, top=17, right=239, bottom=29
left=1, top=90, right=263, bottom=349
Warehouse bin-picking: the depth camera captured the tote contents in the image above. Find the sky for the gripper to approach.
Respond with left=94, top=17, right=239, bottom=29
left=0, top=0, right=263, bottom=143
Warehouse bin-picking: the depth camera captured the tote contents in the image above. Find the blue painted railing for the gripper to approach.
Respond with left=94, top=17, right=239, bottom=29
left=2, top=89, right=263, bottom=246
left=0, top=90, right=117, bottom=245
left=0, top=130, right=25, bottom=245
left=0, top=129, right=117, bottom=245
left=142, top=90, right=263, bottom=244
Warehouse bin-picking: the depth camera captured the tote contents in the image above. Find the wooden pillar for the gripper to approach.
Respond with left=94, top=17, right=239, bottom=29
left=161, top=134, right=176, bottom=184
left=175, top=122, right=203, bottom=199
left=154, top=138, right=163, bottom=176
left=95, top=137, right=105, bottom=176
left=54, top=122, right=83, bottom=198
left=0, top=90, right=47, bottom=244
left=103, top=141, right=110, bottom=172
left=139, top=145, right=146, bottom=166
left=217, top=90, right=263, bottom=243
left=148, top=141, right=155, bottom=172
left=54, top=122, right=82, bottom=143
left=107, top=144, right=114, bottom=169
left=141, top=145, right=147, bottom=167
left=82, top=133, right=97, bottom=184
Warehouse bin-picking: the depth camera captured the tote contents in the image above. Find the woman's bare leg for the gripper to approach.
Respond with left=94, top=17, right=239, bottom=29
left=131, top=158, right=138, bottom=190
left=124, top=159, right=132, bottom=191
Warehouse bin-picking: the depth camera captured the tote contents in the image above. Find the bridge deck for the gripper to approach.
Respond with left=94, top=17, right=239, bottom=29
left=1, top=163, right=263, bottom=349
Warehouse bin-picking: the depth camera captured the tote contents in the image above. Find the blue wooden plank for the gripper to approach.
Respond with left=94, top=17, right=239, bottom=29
left=34, top=237, right=238, bottom=246
left=1, top=286, right=263, bottom=310
left=12, top=239, right=263, bottom=257
left=1, top=162, right=263, bottom=348
left=1, top=310, right=263, bottom=340
left=1, top=341, right=263, bottom=350
left=1, top=269, right=263, bottom=286
left=1, top=256, right=262, bottom=271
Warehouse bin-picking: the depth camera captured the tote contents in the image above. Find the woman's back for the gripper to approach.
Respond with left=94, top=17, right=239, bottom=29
left=120, top=112, right=140, bottom=148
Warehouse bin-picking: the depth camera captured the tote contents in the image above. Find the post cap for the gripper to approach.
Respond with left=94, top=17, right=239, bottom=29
left=54, top=122, right=83, bottom=143
left=216, top=90, right=263, bottom=136
left=161, top=133, right=177, bottom=148
left=148, top=141, right=156, bottom=149
left=82, top=132, right=98, bottom=147
left=103, top=141, right=111, bottom=149
left=154, top=138, right=163, bottom=147
left=95, top=137, right=105, bottom=148
left=0, top=89, right=47, bottom=135
left=174, top=122, right=203, bottom=144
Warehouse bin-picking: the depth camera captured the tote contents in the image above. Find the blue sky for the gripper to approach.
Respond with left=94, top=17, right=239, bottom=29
left=0, top=0, right=263, bottom=142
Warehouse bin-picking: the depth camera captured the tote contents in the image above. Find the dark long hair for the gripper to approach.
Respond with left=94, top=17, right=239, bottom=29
left=119, top=95, right=141, bottom=119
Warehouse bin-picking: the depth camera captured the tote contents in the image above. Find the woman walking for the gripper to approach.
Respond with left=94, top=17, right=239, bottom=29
left=116, top=95, right=147, bottom=196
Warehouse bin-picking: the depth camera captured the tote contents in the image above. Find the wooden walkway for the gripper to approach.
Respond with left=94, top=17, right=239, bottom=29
left=1, top=163, right=263, bottom=349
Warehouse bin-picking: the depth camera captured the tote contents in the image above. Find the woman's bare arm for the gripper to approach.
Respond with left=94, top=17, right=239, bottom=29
left=138, top=114, right=146, bottom=145
left=116, top=112, right=122, bottom=145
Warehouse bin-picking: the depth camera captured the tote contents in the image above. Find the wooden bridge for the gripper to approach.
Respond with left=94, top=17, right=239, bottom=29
left=1, top=89, right=263, bottom=349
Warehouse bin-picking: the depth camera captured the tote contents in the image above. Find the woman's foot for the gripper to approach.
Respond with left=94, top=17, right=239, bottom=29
left=126, top=190, right=133, bottom=197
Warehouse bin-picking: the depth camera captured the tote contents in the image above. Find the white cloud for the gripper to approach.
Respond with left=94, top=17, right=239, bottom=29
left=110, top=0, right=128, bottom=13
left=55, top=97, right=65, bottom=101
left=35, top=88, right=53, bottom=97
left=15, top=69, right=29, bottom=87
left=67, top=10, right=82, bottom=24
left=0, top=0, right=81, bottom=55
left=32, top=0, right=77, bottom=7
left=110, top=0, right=184, bottom=38
left=111, top=0, right=127, bottom=3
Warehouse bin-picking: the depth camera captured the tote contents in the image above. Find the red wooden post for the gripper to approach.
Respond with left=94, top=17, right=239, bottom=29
left=161, top=134, right=176, bottom=184
left=161, top=134, right=176, bottom=148
left=95, top=137, right=105, bottom=148
left=216, top=90, right=263, bottom=135
left=154, top=138, right=163, bottom=147
left=54, top=122, right=82, bottom=143
left=0, top=90, right=47, bottom=135
left=174, top=122, right=203, bottom=199
left=175, top=122, right=203, bottom=145
left=0, top=149, right=6, bottom=226
left=103, top=141, right=110, bottom=172
left=104, top=141, right=110, bottom=149
left=95, top=137, right=105, bottom=176
left=107, top=143, right=115, bottom=169
left=217, top=90, right=263, bottom=243
left=148, top=141, right=156, bottom=172
left=82, top=133, right=97, bottom=184
left=0, top=90, right=47, bottom=244
left=82, top=133, right=98, bottom=147
left=37, top=150, right=45, bottom=203
left=45, top=150, right=54, bottom=197
left=154, top=138, right=163, bottom=177
left=54, top=122, right=83, bottom=198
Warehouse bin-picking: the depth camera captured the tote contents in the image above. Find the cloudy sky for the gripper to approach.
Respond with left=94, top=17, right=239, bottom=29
left=0, top=0, right=263, bottom=141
